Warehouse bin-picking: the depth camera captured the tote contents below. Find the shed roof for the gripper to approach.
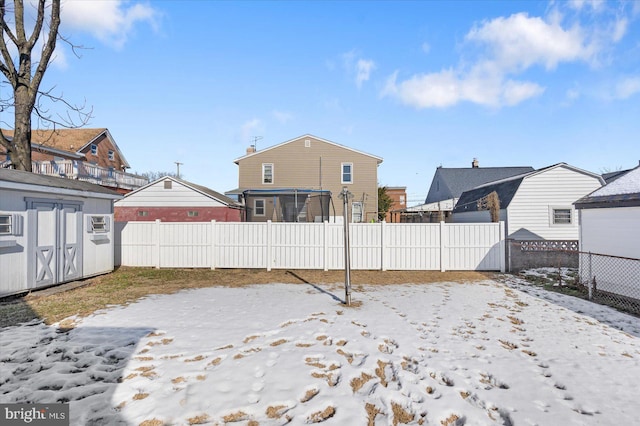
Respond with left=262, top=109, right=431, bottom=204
left=0, top=168, right=122, bottom=199
left=575, top=165, right=640, bottom=209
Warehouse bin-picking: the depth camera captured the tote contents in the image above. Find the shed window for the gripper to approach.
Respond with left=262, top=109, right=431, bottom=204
left=90, top=144, right=98, bottom=155
left=0, top=215, right=11, bottom=234
left=552, top=208, right=572, bottom=225
left=262, top=163, right=273, bottom=184
left=188, top=211, right=199, bottom=217
left=138, top=211, right=149, bottom=217
left=88, top=215, right=110, bottom=233
left=341, top=163, right=353, bottom=184
left=254, top=199, right=265, bottom=216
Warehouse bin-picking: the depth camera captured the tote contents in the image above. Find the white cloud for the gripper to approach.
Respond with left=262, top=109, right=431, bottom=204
left=382, top=69, right=544, bottom=109
left=422, top=42, right=431, bottom=54
left=568, top=0, right=605, bottom=12
left=342, top=50, right=375, bottom=88
left=61, top=0, right=159, bottom=49
left=355, top=59, right=375, bottom=88
left=272, top=110, right=293, bottom=124
left=614, top=77, right=640, bottom=99
left=466, top=13, right=595, bottom=71
left=611, top=17, right=628, bottom=43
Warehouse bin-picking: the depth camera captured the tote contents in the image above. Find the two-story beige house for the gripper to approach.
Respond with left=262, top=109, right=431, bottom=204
left=227, top=134, right=383, bottom=223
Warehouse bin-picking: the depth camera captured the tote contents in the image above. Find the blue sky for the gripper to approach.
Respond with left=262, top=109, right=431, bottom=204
left=8, top=0, right=640, bottom=205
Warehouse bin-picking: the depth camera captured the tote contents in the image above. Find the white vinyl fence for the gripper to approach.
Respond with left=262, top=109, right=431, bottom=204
left=115, top=221, right=505, bottom=272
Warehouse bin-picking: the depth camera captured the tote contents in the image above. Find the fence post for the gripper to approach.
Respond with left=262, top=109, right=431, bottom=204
left=499, top=221, right=506, bottom=273
left=267, top=220, right=272, bottom=272
left=381, top=220, right=386, bottom=271
left=323, top=220, right=329, bottom=271
left=440, top=221, right=446, bottom=272
left=155, top=219, right=161, bottom=269
left=588, top=251, right=593, bottom=300
left=210, top=220, right=216, bottom=270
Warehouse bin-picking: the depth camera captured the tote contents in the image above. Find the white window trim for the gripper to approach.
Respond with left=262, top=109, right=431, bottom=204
left=549, top=206, right=574, bottom=226
left=254, top=199, right=266, bottom=216
left=341, top=162, right=353, bottom=184
left=262, top=163, right=274, bottom=184
left=87, top=215, right=110, bottom=233
left=0, top=214, right=11, bottom=235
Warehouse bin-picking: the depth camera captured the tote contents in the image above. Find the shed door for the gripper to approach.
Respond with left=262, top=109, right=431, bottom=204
left=30, top=201, right=83, bottom=288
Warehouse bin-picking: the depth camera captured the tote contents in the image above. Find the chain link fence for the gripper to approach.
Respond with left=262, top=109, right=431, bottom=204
left=578, top=252, right=640, bottom=315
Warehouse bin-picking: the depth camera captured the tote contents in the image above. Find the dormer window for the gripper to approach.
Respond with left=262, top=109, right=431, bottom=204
left=90, top=144, right=97, bottom=155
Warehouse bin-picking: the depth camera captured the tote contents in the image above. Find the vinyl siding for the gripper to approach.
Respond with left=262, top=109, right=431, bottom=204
left=579, top=207, right=640, bottom=259
left=116, top=180, right=228, bottom=207
left=507, top=166, right=602, bottom=240
left=237, top=136, right=379, bottom=220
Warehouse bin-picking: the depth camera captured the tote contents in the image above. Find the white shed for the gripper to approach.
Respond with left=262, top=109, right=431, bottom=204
left=0, top=168, right=122, bottom=297
left=574, top=165, right=640, bottom=259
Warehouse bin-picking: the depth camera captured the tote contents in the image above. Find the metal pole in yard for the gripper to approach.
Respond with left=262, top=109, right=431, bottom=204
left=340, top=187, right=352, bottom=306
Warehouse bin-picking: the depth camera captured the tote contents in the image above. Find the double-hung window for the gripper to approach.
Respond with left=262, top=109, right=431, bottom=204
left=341, top=163, right=353, bottom=184
left=254, top=199, right=266, bottom=216
left=90, top=144, right=98, bottom=155
left=262, top=163, right=273, bottom=184
left=0, top=215, right=11, bottom=234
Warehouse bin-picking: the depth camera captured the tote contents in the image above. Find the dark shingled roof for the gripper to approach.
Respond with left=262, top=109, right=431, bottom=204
left=453, top=176, right=525, bottom=213
left=425, top=166, right=534, bottom=204
left=576, top=165, right=640, bottom=209
left=0, top=167, right=122, bottom=197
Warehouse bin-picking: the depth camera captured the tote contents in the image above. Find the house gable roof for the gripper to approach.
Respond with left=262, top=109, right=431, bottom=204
left=453, top=163, right=604, bottom=213
left=1, top=128, right=131, bottom=168
left=425, top=166, right=534, bottom=204
left=575, top=165, right=640, bottom=209
left=0, top=167, right=122, bottom=199
left=233, top=134, right=383, bottom=165
left=121, top=176, right=242, bottom=208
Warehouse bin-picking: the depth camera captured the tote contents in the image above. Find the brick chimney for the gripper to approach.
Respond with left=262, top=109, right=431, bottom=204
left=246, top=145, right=256, bottom=155
left=472, top=158, right=479, bottom=168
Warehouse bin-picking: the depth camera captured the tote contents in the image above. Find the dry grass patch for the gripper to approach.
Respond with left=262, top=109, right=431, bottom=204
left=171, top=377, right=186, bottom=384
left=133, top=392, right=149, bottom=400
left=135, top=356, right=154, bottom=362
left=296, top=342, right=314, bottom=348
left=440, top=413, right=461, bottom=426
left=350, top=372, right=374, bottom=393
left=139, top=420, right=164, bottom=426
left=270, top=339, right=287, bottom=347
left=300, top=387, right=319, bottom=403
left=184, top=355, right=205, bottom=362
left=216, top=344, right=234, bottom=350
left=307, top=406, right=336, bottom=423
left=391, top=402, right=414, bottom=425
left=187, top=414, right=210, bottom=425
left=222, top=411, right=248, bottom=423
left=266, top=405, right=290, bottom=419
left=376, top=360, right=389, bottom=387
left=244, top=335, right=260, bottom=343
left=366, top=403, right=383, bottom=426
left=499, top=340, right=518, bottom=350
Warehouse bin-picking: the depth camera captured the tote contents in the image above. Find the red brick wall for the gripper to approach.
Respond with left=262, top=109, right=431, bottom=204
left=385, top=187, right=407, bottom=222
left=115, top=207, right=243, bottom=222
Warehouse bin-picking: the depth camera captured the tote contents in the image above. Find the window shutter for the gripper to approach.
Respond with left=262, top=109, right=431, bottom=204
left=105, top=216, right=111, bottom=232
left=12, top=214, right=23, bottom=236
left=86, top=216, right=93, bottom=233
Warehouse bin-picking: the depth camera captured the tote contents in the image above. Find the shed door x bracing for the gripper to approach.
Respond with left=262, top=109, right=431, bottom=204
left=27, top=199, right=83, bottom=288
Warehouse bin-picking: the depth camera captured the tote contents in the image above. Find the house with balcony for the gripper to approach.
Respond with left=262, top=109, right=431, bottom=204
left=226, top=134, right=383, bottom=223
left=0, top=128, right=148, bottom=193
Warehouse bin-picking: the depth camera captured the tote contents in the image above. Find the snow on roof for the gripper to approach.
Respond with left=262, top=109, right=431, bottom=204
left=590, top=165, right=640, bottom=196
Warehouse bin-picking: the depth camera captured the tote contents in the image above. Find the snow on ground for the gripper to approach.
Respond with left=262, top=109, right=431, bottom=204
left=2, top=278, right=640, bottom=425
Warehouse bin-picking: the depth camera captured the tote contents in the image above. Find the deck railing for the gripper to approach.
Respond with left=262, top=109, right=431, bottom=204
left=31, top=159, right=148, bottom=190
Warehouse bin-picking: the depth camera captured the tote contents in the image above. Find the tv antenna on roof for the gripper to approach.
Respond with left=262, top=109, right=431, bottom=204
left=251, top=136, right=263, bottom=151
left=174, top=161, right=183, bottom=179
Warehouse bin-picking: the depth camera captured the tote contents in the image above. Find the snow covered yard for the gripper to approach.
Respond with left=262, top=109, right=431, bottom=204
left=2, top=278, right=640, bottom=425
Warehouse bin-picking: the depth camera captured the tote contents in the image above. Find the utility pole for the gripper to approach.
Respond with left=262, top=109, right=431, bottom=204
left=175, top=162, right=183, bottom=179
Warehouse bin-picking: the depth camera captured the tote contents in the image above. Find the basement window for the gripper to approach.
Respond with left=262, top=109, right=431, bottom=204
left=138, top=211, right=149, bottom=217
left=187, top=211, right=199, bottom=217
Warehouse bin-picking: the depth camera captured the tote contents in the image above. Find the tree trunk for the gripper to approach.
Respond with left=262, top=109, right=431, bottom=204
left=11, top=86, right=33, bottom=171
